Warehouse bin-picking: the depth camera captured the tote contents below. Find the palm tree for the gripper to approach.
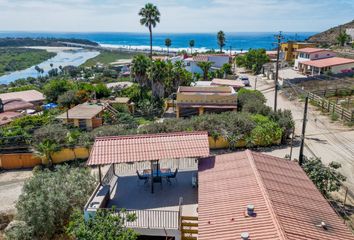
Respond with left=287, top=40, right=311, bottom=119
left=131, top=54, right=151, bottom=87
left=147, top=60, right=167, bottom=98
left=35, top=140, right=60, bottom=167
left=337, top=31, right=350, bottom=47
left=197, top=61, right=213, bottom=81
left=189, top=40, right=195, bottom=55
left=139, top=3, right=161, bottom=59
left=217, top=31, right=226, bottom=53
left=165, top=38, right=172, bottom=55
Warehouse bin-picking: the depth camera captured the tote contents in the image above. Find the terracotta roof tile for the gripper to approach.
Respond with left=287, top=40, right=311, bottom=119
left=87, top=131, right=210, bottom=165
left=198, top=151, right=354, bottom=240
left=296, top=48, right=331, bottom=54
left=301, top=57, right=354, bottom=68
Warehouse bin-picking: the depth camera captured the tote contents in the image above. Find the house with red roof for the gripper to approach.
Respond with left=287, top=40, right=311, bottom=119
left=294, top=48, right=336, bottom=70
left=184, top=54, right=231, bottom=74
left=83, top=132, right=354, bottom=240
left=294, top=48, right=354, bottom=76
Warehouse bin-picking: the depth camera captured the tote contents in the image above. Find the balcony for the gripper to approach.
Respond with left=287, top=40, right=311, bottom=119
left=85, top=159, right=198, bottom=237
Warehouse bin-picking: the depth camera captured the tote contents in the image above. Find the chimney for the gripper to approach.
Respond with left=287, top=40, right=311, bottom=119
left=241, top=232, right=249, bottom=240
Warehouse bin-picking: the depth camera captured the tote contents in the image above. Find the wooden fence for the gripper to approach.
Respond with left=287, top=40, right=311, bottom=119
left=283, top=80, right=354, bottom=122
left=312, top=88, right=354, bottom=98
left=308, top=92, right=354, bottom=122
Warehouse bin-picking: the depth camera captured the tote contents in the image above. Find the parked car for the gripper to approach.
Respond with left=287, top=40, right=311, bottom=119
left=239, top=76, right=250, bottom=86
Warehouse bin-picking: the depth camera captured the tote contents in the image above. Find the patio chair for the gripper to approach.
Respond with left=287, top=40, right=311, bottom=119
left=167, top=168, right=178, bottom=183
left=136, top=170, right=149, bottom=185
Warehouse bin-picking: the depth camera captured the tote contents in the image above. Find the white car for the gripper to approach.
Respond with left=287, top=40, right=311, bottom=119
left=239, top=76, right=250, bottom=86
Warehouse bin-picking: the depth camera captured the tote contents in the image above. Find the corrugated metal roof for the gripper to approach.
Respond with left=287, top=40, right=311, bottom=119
left=87, top=131, right=210, bottom=166
left=198, top=150, right=354, bottom=240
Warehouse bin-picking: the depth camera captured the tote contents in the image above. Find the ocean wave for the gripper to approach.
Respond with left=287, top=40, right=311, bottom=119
left=99, top=43, right=242, bottom=54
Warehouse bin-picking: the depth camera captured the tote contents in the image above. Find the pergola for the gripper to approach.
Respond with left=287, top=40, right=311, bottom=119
left=87, top=131, right=210, bottom=193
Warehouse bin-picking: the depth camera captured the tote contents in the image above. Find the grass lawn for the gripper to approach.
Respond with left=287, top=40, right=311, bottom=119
left=82, top=50, right=140, bottom=67
left=0, top=47, right=56, bottom=76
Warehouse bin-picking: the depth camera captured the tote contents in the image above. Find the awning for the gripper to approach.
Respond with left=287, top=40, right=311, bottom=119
left=87, top=131, right=210, bottom=166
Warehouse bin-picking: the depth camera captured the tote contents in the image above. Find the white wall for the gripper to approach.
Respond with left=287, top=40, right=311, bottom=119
left=331, top=63, right=354, bottom=74
left=294, top=50, right=336, bottom=70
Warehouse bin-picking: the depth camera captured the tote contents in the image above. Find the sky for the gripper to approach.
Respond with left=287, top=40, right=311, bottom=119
left=0, top=0, right=353, bottom=33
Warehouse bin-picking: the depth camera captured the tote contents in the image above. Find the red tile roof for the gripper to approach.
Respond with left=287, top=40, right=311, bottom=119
left=301, top=57, right=354, bottom=68
left=87, top=132, right=210, bottom=165
left=193, top=55, right=209, bottom=62
left=297, top=48, right=331, bottom=54
left=198, top=150, right=354, bottom=240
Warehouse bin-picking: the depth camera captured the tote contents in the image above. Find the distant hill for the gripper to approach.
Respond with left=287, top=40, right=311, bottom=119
left=307, top=20, right=354, bottom=44
left=0, top=37, right=99, bottom=47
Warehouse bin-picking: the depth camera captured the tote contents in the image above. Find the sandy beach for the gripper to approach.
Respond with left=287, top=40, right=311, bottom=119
left=23, top=46, right=82, bottom=53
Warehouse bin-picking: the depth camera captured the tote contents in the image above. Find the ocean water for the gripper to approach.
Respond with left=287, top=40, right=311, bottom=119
left=0, top=32, right=316, bottom=52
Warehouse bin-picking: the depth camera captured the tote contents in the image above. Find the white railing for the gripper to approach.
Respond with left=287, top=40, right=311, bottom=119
left=117, top=209, right=180, bottom=230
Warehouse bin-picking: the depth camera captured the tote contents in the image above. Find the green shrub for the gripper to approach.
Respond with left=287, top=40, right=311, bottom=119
left=331, top=112, right=339, bottom=121
left=250, top=115, right=283, bottom=146
left=16, top=165, right=96, bottom=239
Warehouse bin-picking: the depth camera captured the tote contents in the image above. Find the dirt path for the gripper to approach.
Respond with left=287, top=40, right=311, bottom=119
left=0, top=170, right=32, bottom=213
left=247, top=75, right=354, bottom=192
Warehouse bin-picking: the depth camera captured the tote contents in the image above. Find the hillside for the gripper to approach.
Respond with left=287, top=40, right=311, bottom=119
left=307, top=20, right=354, bottom=44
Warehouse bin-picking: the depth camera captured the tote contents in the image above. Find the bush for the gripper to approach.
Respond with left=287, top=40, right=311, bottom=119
left=32, top=123, right=70, bottom=146
left=15, top=165, right=96, bottom=239
left=250, top=115, right=283, bottom=146
left=4, top=220, right=33, bottom=240
left=67, top=208, right=138, bottom=240
left=237, top=88, right=266, bottom=110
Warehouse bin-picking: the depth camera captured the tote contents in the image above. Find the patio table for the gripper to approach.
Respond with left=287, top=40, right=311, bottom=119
left=143, top=168, right=172, bottom=177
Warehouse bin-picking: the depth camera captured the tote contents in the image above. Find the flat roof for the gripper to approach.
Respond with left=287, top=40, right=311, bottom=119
left=0, top=111, right=23, bottom=126
left=178, top=86, right=235, bottom=94
left=302, top=57, right=354, bottom=68
left=87, top=132, right=210, bottom=166
left=3, top=99, right=34, bottom=112
left=198, top=151, right=354, bottom=240
left=211, top=78, right=245, bottom=88
left=56, top=102, right=105, bottom=120
left=297, top=47, right=332, bottom=54
left=0, top=90, right=45, bottom=103
left=106, top=81, right=133, bottom=89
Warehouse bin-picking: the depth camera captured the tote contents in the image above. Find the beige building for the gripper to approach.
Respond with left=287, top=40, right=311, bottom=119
left=56, top=102, right=106, bottom=130
left=176, top=86, right=237, bottom=118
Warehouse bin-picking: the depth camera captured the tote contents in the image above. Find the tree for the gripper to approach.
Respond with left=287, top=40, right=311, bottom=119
left=15, top=165, right=96, bottom=239
left=139, top=3, right=161, bottom=59
left=34, top=139, right=60, bottom=167
left=147, top=59, right=167, bottom=98
left=236, top=48, right=269, bottom=74
left=217, top=31, right=226, bottom=53
left=67, top=208, right=138, bottom=240
left=189, top=40, right=195, bottom=54
left=337, top=31, right=350, bottom=47
left=131, top=54, right=151, bottom=87
left=57, top=90, right=78, bottom=121
left=94, top=83, right=111, bottom=99
left=303, top=157, right=346, bottom=195
left=197, top=61, right=213, bottom=80
left=165, top=38, right=172, bottom=55
left=221, top=63, right=232, bottom=76
left=43, top=79, right=72, bottom=102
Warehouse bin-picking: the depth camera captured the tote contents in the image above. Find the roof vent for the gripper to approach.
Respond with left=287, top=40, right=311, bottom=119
left=245, top=204, right=255, bottom=217
left=241, top=232, right=249, bottom=240
left=316, top=221, right=328, bottom=230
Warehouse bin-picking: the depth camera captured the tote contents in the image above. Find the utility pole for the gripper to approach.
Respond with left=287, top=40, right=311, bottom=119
left=274, top=31, right=284, bottom=112
left=299, top=95, right=309, bottom=166
left=229, top=46, right=232, bottom=56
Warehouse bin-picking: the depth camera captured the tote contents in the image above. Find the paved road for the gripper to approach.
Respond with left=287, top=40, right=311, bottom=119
left=245, top=73, right=354, bottom=192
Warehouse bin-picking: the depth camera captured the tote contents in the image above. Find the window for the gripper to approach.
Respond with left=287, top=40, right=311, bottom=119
left=78, top=119, right=87, bottom=129
left=315, top=54, right=319, bottom=58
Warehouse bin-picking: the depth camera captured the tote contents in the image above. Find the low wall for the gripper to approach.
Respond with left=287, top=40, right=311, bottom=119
left=0, top=147, right=90, bottom=170
left=208, top=136, right=281, bottom=149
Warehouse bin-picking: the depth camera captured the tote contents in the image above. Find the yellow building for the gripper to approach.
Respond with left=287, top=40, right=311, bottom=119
left=281, top=42, right=316, bottom=62
left=176, top=86, right=237, bottom=118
